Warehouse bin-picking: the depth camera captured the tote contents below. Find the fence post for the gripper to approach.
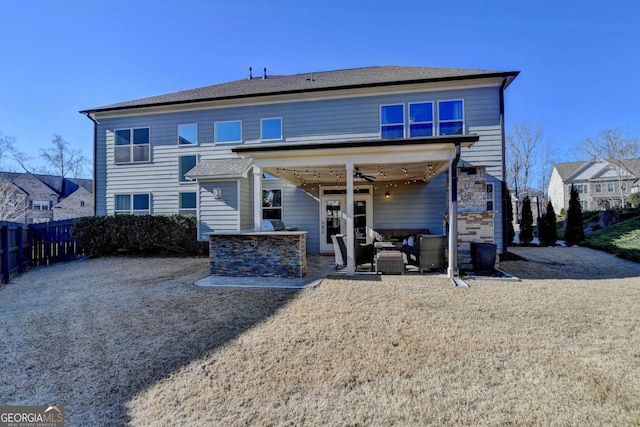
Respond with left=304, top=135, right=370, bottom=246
left=16, top=224, right=24, bottom=274
left=1, top=224, right=9, bottom=284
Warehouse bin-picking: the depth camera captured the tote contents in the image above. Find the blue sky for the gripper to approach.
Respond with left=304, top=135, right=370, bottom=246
left=1, top=0, right=638, bottom=173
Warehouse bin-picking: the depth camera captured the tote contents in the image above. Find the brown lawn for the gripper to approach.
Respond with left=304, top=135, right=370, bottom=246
left=1, top=248, right=639, bottom=426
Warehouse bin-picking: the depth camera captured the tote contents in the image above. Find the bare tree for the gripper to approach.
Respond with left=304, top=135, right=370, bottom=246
left=0, top=179, right=27, bottom=222
left=0, top=132, right=16, bottom=169
left=580, top=128, right=639, bottom=208
left=538, top=140, right=558, bottom=203
left=40, top=134, right=88, bottom=178
left=506, top=121, right=545, bottom=199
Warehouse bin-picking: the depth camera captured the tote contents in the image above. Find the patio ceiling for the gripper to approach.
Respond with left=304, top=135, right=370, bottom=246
left=235, top=134, right=479, bottom=188
left=265, top=161, right=449, bottom=187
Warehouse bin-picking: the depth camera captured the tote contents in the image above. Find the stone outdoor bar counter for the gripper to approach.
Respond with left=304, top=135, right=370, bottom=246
left=208, top=231, right=307, bottom=278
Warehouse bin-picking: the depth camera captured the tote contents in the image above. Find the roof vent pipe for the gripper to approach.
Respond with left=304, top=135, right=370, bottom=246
left=248, top=67, right=253, bottom=80
left=263, top=67, right=267, bottom=79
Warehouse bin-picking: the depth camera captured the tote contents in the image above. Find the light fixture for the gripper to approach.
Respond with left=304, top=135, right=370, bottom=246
left=385, top=191, right=390, bottom=199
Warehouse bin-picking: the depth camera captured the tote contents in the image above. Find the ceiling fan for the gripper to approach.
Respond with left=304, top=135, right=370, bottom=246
left=354, top=167, right=375, bottom=182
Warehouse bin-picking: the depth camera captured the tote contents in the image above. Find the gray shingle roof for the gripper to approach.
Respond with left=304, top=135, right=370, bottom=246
left=82, top=65, right=519, bottom=114
left=185, top=158, right=254, bottom=179
left=555, top=159, right=640, bottom=182
left=554, top=161, right=587, bottom=180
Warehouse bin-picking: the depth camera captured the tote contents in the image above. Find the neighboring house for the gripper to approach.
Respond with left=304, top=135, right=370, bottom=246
left=81, top=65, right=519, bottom=276
left=0, top=172, right=94, bottom=223
left=548, top=159, right=640, bottom=213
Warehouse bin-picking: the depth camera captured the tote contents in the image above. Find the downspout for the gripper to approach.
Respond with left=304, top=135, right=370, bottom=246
left=83, top=112, right=98, bottom=217
left=448, top=142, right=464, bottom=287
left=499, top=77, right=508, bottom=254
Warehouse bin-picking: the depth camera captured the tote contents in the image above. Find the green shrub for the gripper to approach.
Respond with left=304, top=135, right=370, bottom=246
left=72, top=215, right=208, bottom=257
left=630, top=192, right=640, bottom=208
left=539, top=200, right=558, bottom=246
left=519, top=196, right=534, bottom=245
left=565, top=185, right=585, bottom=246
left=504, top=182, right=515, bottom=245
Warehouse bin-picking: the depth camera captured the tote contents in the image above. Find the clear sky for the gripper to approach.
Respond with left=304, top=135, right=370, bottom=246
left=1, top=0, right=638, bottom=174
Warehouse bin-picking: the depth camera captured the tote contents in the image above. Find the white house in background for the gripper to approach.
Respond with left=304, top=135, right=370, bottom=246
left=548, top=159, right=640, bottom=213
left=81, top=65, right=519, bottom=277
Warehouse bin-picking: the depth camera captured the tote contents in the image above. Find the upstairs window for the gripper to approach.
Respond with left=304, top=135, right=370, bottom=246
left=607, top=183, right=615, bottom=192
left=409, top=102, right=434, bottom=137
left=115, top=193, right=150, bottom=215
left=575, top=184, right=587, bottom=193
left=115, top=127, right=150, bottom=163
left=32, top=200, right=51, bottom=211
left=621, top=182, right=627, bottom=191
left=214, top=121, right=242, bottom=143
left=179, top=155, right=197, bottom=182
left=380, top=104, right=404, bottom=139
left=178, top=124, right=197, bottom=145
left=261, top=118, right=282, bottom=141
left=438, top=100, right=464, bottom=135
left=595, top=183, right=602, bottom=193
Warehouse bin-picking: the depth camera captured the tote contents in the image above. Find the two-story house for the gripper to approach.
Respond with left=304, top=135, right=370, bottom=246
left=0, top=172, right=94, bottom=223
left=548, top=159, right=640, bottom=213
left=81, top=65, right=518, bottom=276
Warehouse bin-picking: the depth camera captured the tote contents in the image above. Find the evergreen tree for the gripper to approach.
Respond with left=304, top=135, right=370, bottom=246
left=565, top=185, right=585, bottom=246
left=519, top=195, right=534, bottom=245
left=538, top=213, right=548, bottom=246
left=542, top=200, right=558, bottom=246
left=504, top=181, right=515, bottom=244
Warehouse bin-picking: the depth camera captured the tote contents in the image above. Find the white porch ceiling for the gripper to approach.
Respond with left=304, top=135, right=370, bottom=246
left=266, top=161, right=449, bottom=186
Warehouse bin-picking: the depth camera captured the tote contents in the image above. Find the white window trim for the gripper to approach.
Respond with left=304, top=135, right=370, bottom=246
left=262, top=188, right=283, bottom=220
left=380, top=103, right=405, bottom=138
left=178, top=154, right=199, bottom=183
left=178, top=123, right=198, bottom=145
left=486, top=183, right=494, bottom=212
left=114, top=127, right=151, bottom=164
left=32, top=200, right=51, bottom=211
left=260, top=117, right=283, bottom=141
left=437, top=99, right=465, bottom=136
left=408, top=101, right=434, bottom=138
left=178, top=191, right=198, bottom=216
left=214, top=120, right=243, bottom=144
left=114, top=193, right=151, bottom=215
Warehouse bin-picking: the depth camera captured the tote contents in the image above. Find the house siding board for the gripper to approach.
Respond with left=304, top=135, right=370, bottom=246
left=198, top=181, right=239, bottom=239
left=95, top=83, right=504, bottom=247
left=239, top=176, right=253, bottom=230
left=263, top=179, right=320, bottom=253
left=373, top=174, right=447, bottom=235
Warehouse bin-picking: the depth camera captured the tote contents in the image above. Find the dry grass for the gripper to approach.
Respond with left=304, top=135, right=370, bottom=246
left=1, top=249, right=640, bottom=426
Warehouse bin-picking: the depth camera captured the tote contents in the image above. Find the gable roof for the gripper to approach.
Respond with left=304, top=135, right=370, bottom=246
left=553, top=161, right=586, bottom=181
left=81, top=65, right=519, bottom=114
left=555, top=159, right=640, bottom=182
left=0, top=172, right=93, bottom=197
left=185, top=158, right=254, bottom=180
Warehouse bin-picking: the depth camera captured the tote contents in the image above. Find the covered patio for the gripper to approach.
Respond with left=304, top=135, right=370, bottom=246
left=234, top=135, right=479, bottom=278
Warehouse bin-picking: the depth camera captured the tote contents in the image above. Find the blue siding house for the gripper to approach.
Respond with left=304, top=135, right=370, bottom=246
left=81, top=66, right=519, bottom=277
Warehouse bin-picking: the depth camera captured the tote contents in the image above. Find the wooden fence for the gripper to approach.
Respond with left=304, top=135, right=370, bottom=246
left=0, top=219, right=87, bottom=284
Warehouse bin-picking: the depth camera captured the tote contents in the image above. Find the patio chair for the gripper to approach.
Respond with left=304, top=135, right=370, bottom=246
left=331, top=234, right=374, bottom=271
left=402, top=234, right=446, bottom=273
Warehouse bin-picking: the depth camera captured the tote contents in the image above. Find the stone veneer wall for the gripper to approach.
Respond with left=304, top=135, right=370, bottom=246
left=209, top=232, right=307, bottom=278
left=457, top=211, right=495, bottom=251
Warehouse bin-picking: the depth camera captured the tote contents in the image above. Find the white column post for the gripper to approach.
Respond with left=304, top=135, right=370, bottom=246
left=345, top=162, right=355, bottom=276
left=253, top=165, right=263, bottom=231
